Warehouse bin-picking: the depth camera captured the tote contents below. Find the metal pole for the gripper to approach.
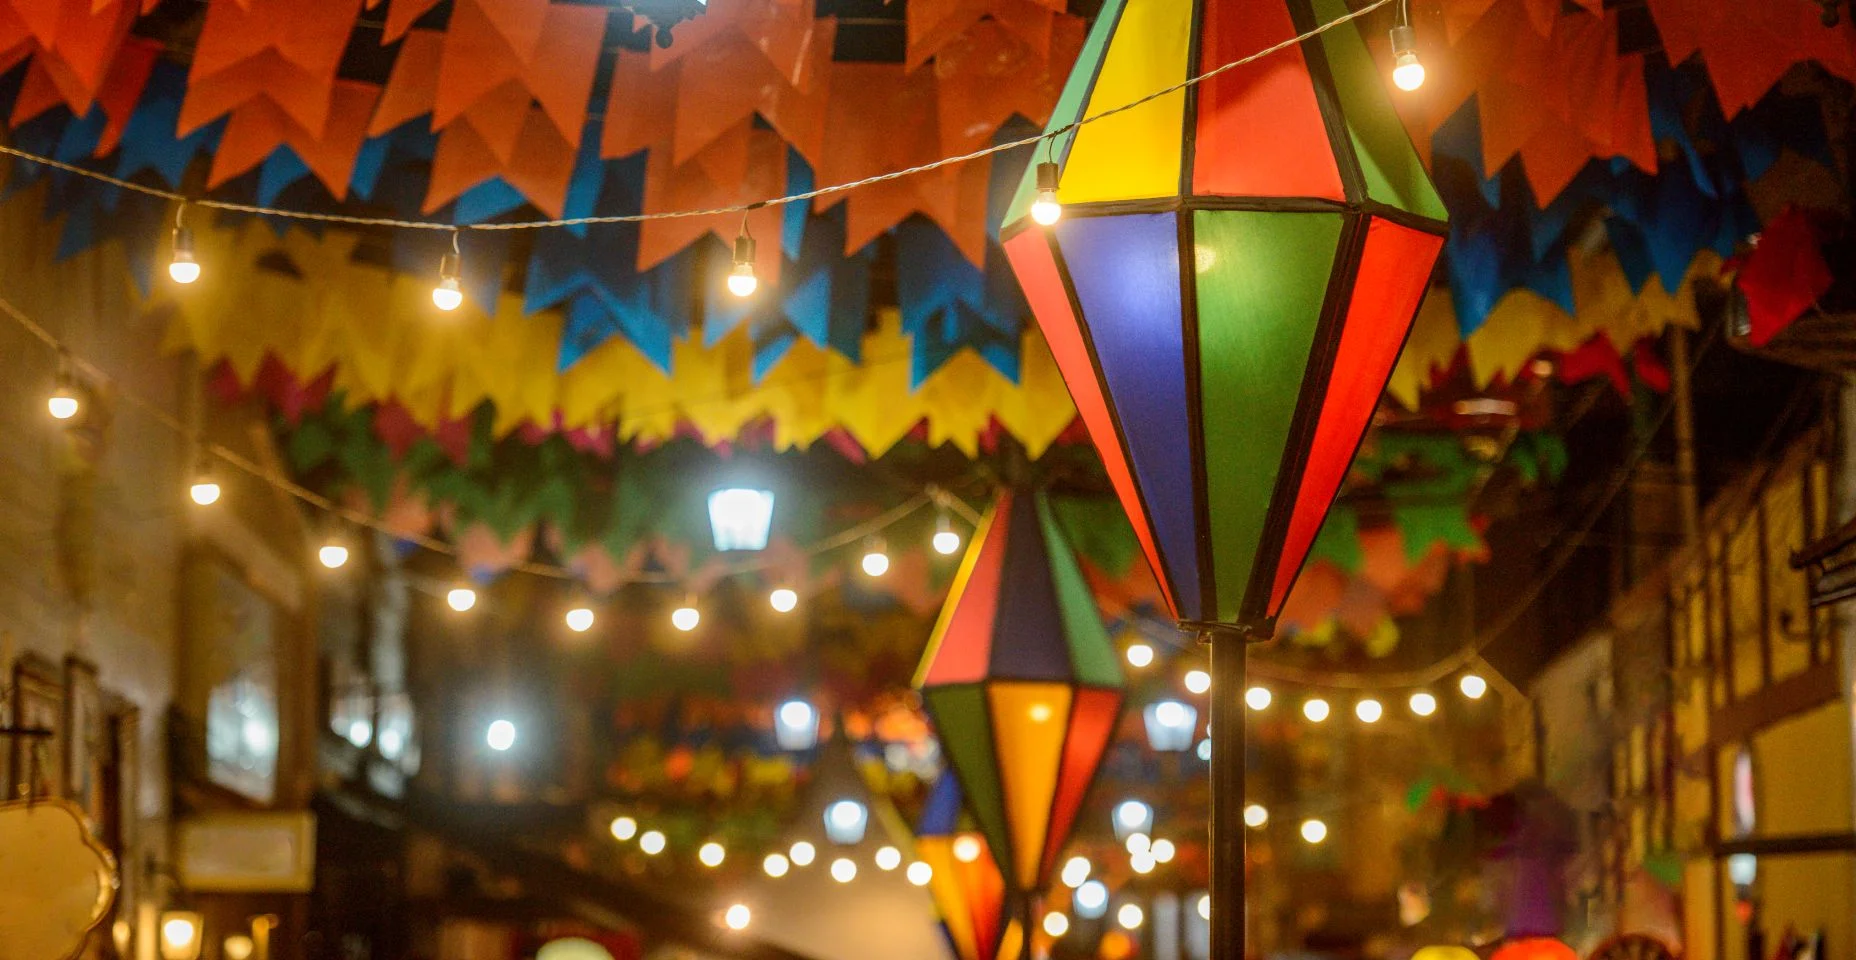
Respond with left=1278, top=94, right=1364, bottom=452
left=1209, top=630, right=1246, bottom=960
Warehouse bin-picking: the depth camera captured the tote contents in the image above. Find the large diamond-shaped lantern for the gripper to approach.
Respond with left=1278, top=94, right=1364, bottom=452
left=1000, top=0, right=1448, bottom=633
left=915, top=491, right=1125, bottom=894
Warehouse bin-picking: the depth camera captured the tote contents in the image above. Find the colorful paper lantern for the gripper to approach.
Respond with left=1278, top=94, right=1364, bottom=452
left=916, top=491, right=1126, bottom=894
left=916, top=775, right=1011, bottom=960
left=1413, top=947, right=1480, bottom=960
left=999, top=0, right=1449, bottom=633
left=1490, top=938, right=1576, bottom=960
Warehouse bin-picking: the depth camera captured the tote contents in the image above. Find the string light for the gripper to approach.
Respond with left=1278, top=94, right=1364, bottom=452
left=486, top=719, right=516, bottom=751
left=1117, top=904, right=1144, bottom=930
left=769, top=587, right=798, bottom=613
left=1355, top=698, right=1384, bottom=723
left=447, top=586, right=477, bottom=612
left=1125, top=643, right=1155, bottom=668
left=168, top=205, right=200, bottom=284
left=672, top=597, right=701, bottom=631
left=875, top=846, right=902, bottom=871
left=727, top=215, right=759, bottom=298
left=699, top=841, right=726, bottom=867
left=1130, top=850, right=1156, bottom=874
left=1459, top=673, right=1489, bottom=699
left=1126, top=833, right=1150, bottom=856
left=932, top=510, right=962, bottom=556
left=1060, top=856, right=1091, bottom=888
left=830, top=858, right=857, bottom=883
left=1030, top=160, right=1063, bottom=226
left=318, top=539, right=350, bottom=570
left=1409, top=691, right=1438, bottom=716
left=640, top=830, right=667, bottom=855
left=860, top=537, right=890, bottom=577
left=763, top=853, right=790, bottom=877
left=565, top=604, right=596, bottom=632
left=610, top=816, right=638, bottom=841
left=1198, top=895, right=1211, bottom=921
left=1300, top=819, right=1328, bottom=844
left=724, top=904, right=751, bottom=931
left=188, top=455, right=221, bottom=506
left=432, top=230, right=463, bottom=311
left=1390, top=0, right=1425, bottom=92
left=952, top=834, right=982, bottom=863
left=1184, top=669, right=1211, bottom=695
left=1245, top=686, right=1273, bottom=710
left=789, top=840, right=817, bottom=866
left=47, top=358, right=79, bottom=421
left=1302, top=698, right=1330, bottom=723
left=906, top=861, right=933, bottom=886
left=1243, top=804, right=1268, bottom=828
left=1151, top=838, right=1176, bottom=863
left=1043, top=912, right=1070, bottom=938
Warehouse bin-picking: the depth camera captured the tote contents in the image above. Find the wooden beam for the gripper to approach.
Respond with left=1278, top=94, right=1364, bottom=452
left=1705, top=660, right=1843, bottom=749
left=1716, top=833, right=1856, bottom=857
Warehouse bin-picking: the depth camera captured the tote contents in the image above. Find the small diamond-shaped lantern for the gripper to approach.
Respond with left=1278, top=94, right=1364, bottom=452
left=1000, top=0, right=1448, bottom=634
left=915, top=491, right=1125, bottom=896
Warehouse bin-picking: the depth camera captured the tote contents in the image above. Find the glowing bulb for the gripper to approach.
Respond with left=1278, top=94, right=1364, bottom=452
left=1060, top=856, right=1091, bottom=887
left=728, top=232, right=759, bottom=297
left=1303, top=698, right=1330, bottom=722
left=767, top=587, right=799, bottom=613
left=952, top=834, right=982, bottom=863
left=1075, top=881, right=1109, bottom=917
left=168, top=226, right=200, bottom=284
left=671, top=603, right=700, bottom=631
left=1117, top=904, right=1144, bottom=930
left=1028, top=702, right=1054, bottom=723
left=908, top=861, right=933, bottom=886
left=1126, top=643, right=1155, bottom=668
left=1409, top=691, right=1438, bottom=716
left=318, top=543, right=350, bottom=569
left=875, top=846, right=902, bottom=871
left=223, top=935, right=254, bottom=960
left=1043, top=913, right=1070, bottom=938
left=1130, top=850, right=1156, bottom=874
left=1244, top=804, right=1269, bottom=828
left=1390, top=25, right=1425, bottom=92
left=1115, top=800, right=1152, bottom=833
left=861, top=542, right=889, bottom=576
left=1030, top=161, right=1063, bottom=226
left=160, top=915, right=201, bottom=953
left=1355, top=698, right=1384, bottom=723
left=699, top=841, right=726, bottom=867
left=1301, top=819, right=1329, bottom=844
left=610, top=816, right=637, bottom=841
left=763, top=853, right=790, bottom=877
left=1198, top=894, right=1211, bottom=921
left=447, top=587, right=477, bottom=612
left=789, top=841, right=816, bottom=866
left=830, top=858, right=857, bottom=883
left=1151, top=838, right=1176, bottom=863
left=640, top=830, right=666, bottom=855
left=486, top=719, right=516, bottom=751
left=565, top=606, right=595, bottom=632
left=724, top=904, right=751, bottom=931
left=932, top=511, right=962, bottom=555
left=1184, top=669, right=1211, bottom=695
left=1246, top=686, right=1273, bottom=710
left=189, top=467, right=221, bottom=506
left=47, top=382, right=78, bottom=421
left=1460, top=674, right=1489, bottom=699
left=1126, top=833, right=1150, bottom=856
left=431, top=276, right=463, bottom=311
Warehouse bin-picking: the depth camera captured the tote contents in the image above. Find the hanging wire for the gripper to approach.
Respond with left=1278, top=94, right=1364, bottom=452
left=0, top=0, right=1392, bottom=234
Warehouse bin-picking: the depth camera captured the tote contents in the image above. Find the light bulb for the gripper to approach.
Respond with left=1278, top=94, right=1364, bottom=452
left=168, top=226, right=200, bottom=284
left=1126, top=832, right=1150, bottom=856
left=769, top=587, right=798, bottom=613
left=1184, top=669, right=1211, bottom=695
left=47, top=378, right=79, bottom=421
left=1244, top=804, right=1268, bottom=828
left=610, top=816, right=638, bottom=841
left=432, top=276, right=463, bottom=311
left=1060, top=856, right=1091, bottom=887
left=1245, top=686, right=1273, bottom=710
left=763, top=853, right=790, bottom=877
left=906, top=861, right=933, bottom=886
left=1390, top=25, right=1425, bottom=92
left=861, top=541, right=889, bottom=577
left=1130, top=850, right=1156, bottom=874
left=447, top=586, right=477, bottom=612
left=1151, top=838, right=1176, bottom=863
left=640, top=830, right=666, bottom=855
left=830, top=858, right=857, bottom=883
left=728, top=232, right=759, bottom=298
left=952, top=834, right=982, bottom=863
left=932, top=511, right=961, bottom=555
left=223, top=935, right=254, bottom=960
left=1125, top=643, right=1155, bottom=668
left=1198, top=894, right=1211, bottom=921
left=1355, top=698, right=1384, bottom=723
left=1301, top=819, right=1329, bottom=844
left=1117, top=904, right=1144, bottom=930
left=672, top=603, right=700, bottom=631
left=318, top=542, right=349, bottom=569
left=565, top=606, right=595, bottom=632
left=1043, top=912, right=1070, bottom=937
left=1030, top=161, right=1063, bottom=226
left=724, top=904, right=751, bottom=931
left=699, top=841, right=726, bottom=867
left=1460, top=673, right=1489, bottom=699
left=486, top=719, right=516, bottom=751
left=875, top=846, right=902, bottom=871
left=1409, top=691, right=1438, bottom=716
left=789, top=840, right=816, bottom=866
left=1303, top=698, right=1330, bottom=722
left=189, top=468, right=221, bottom=506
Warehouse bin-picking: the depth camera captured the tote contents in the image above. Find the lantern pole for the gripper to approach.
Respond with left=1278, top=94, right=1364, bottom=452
left=1208, top=627, right=1249, bottom=960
